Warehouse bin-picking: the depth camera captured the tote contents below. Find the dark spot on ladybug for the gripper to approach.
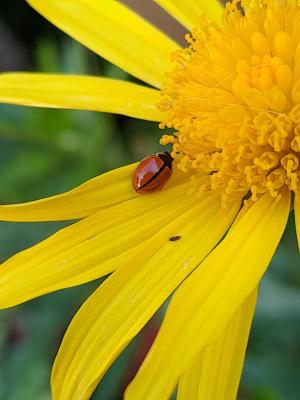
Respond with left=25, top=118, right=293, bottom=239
left=157, top=152, right=173, bottom=169
left=169, top=235, right=181, bottom=242
left=132, top=152, right=173, bottom=194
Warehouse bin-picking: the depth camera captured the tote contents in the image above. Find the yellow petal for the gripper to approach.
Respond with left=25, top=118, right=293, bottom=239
left=177, top=288, right=257, bottom=400
left=0, top=181, right=199, bottom=309
left=26, top=0, right=179, bottom=88
left=295, top=194, right=300, bottom=252
left=51, top=194, right=240, bottom=400
left=125, top=192, right=291, bottom=400
left=0, top=73, right=163, bottom=121
left=154, top=0, right=223, bottom=30
left=0, top=162, right=189, bottom=222
left=0, top=163, right=138, bottom=221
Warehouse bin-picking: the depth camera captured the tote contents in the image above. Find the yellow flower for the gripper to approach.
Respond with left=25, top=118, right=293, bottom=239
left=0, top=0, right=299, bottom=399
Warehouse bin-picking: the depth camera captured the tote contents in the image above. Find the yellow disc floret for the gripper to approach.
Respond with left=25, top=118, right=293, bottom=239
left=159, top=0, right=300, bottom=206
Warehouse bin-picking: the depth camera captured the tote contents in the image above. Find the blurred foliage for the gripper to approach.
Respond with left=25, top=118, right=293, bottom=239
left=0, top=3, right=299, bottom=400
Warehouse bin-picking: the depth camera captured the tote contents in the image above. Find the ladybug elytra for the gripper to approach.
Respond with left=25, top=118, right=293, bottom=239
left=132, top=152, right=173, bottom=194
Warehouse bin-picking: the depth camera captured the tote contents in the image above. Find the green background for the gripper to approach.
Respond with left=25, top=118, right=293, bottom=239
left=0, top=1, right=299, bottom=399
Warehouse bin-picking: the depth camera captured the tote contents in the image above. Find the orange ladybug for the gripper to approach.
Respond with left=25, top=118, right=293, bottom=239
left=132, top=152, right=173, bottom=194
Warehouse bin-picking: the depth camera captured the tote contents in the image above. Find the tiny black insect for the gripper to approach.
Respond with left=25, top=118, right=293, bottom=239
left=169, top=235, right=181, bottom=242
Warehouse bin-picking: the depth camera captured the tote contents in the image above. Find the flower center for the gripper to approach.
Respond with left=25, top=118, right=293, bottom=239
left=159, top=0, right=300, bottom=206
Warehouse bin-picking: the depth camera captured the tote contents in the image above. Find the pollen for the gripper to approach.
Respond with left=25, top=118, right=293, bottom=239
left=159, top=0, right=300, bottom=207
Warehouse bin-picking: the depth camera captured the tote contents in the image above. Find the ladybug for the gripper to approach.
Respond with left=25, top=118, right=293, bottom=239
left=132, top=152, right=173, bottom=194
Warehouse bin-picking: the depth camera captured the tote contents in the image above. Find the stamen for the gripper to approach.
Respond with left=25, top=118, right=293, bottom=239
left=159, top=0, right=300, bottom=207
